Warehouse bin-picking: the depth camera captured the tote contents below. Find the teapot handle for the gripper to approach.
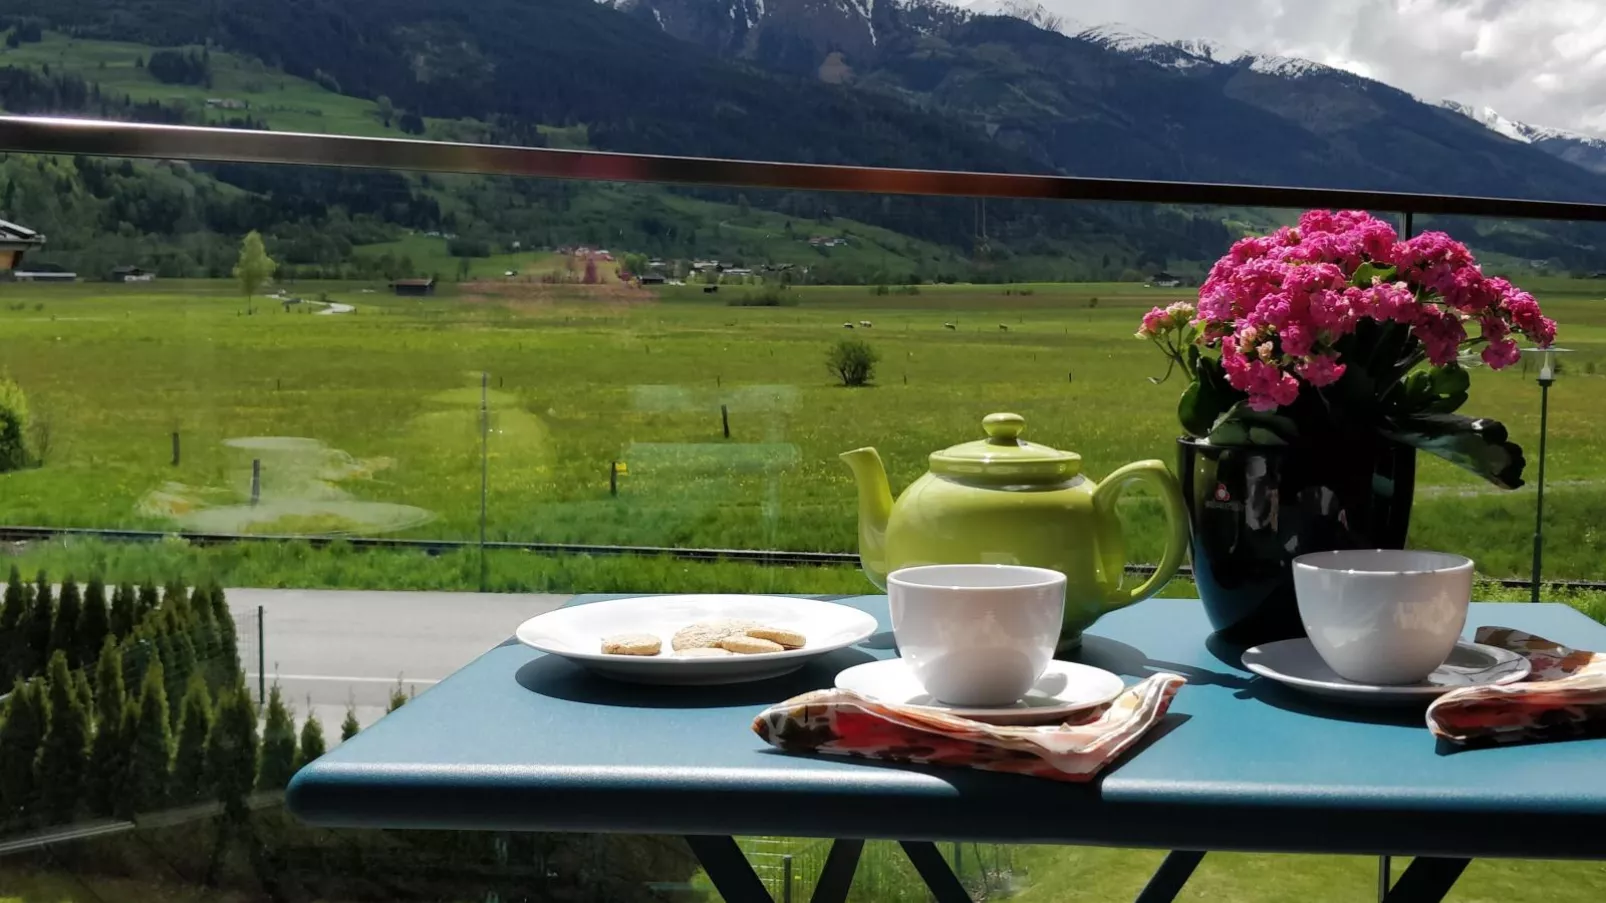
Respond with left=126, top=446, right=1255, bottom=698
left=1091, top=460, right=1190, bottom=610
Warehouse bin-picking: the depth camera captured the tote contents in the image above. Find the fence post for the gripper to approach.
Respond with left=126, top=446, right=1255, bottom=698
left=609, top=462, right=619, bottom=497
left=257, top=605, right=266, bottom=709
left=171, top=431, right=180, bottom=466
left=480, top=372, right=490, bottom=594
left=721, top=404, right=730, bottom=439
left=250, top=459, right=262, bottom=506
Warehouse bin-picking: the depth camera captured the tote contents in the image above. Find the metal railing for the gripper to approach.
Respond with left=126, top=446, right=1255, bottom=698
left=6, top=115, right=1606, bottom=221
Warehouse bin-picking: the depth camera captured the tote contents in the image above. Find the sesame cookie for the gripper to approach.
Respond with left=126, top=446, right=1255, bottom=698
left=675, top=647, right=735, bottom=658
left=671, top=619, right=761, bottom=651
left=745, top=626, right=805, bottom=649
left=720, top=635, right=786, bottom=655
left=601, top=633, right=662, bottom=656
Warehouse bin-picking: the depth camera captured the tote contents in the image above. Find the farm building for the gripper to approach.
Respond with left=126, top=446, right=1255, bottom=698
left=11, top=269, right=77, bottom=282
left=391, top=278, right=437, bottom=297
left=0, top=219, right=44, bottom=271
left=109, top=266, right=154, bottom=283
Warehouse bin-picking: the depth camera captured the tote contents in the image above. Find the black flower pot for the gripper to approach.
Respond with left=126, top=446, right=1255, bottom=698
left=1177, top=438, right=1416, bottom=647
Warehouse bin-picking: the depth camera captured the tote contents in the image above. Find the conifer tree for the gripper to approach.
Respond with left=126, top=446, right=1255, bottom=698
left=170, top=675, right=213, bottom=804
left=165, top=631, right=199, bottom=731
left=35, top=652, right=89, bottom=823
left=295, top=713, right=326, bottom=770
left=0, top=567, right=27, bottom=684
left=207, top=684, right=259, bottom=820
left=206, top=585, right=240, bottom=676
left=85, top=640, right=127, bottom=816
left=136, top=580, right=160, bottom=622
left=0, top=679, right=45, bottom=821
left=78, top=577, right=110, bottom=668
left=163, top=579, right=189, bottom=618
left=109, top=582, right=136, bottom=639
left=123, top=658, right=172, bottom=817
left=340, top=705, right=360, bottom=741
left=49, top=577, right=81, bottom=667
left=22, top=572, right=53, bottom=677
left=256, top=686, right=297, bottom=791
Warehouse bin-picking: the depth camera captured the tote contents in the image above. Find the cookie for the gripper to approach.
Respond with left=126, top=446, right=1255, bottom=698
left=676, top=647, right=735, bottom=658
left=720, top=635, right=786, bottom=655
left=745, top=626, right=805, bottom=649
left=601, top=633, right=661, bottom=656
left=672, top=619, right=761, bottom=651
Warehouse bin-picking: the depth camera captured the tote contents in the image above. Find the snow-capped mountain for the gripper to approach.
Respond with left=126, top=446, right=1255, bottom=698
left=1438, top=101, right=1606, bottom=175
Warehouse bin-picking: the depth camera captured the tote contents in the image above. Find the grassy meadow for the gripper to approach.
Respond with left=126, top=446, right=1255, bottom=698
left=0, top=275, right=1603, bottom=592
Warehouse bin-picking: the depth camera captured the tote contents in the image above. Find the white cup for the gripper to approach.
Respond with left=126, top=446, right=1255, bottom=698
left=1293, top=550, right=1474, bottom=685
left=888, top=564, right=1066, bottom=707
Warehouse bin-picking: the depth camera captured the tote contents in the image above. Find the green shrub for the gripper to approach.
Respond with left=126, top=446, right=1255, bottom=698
left=296, top=712, right=327, bottom=770
left=0, top=377, right=31, bottom=473
left=170, top=675, right=213, bottom=804
left=35, top=651, right=90, bottom=823
left=827, top=337, right=881, bottom=388
left=85, top=640, right=127, bottom=816
left=0, top=678, right=45, bottom=822
left=207, top=684, right=259, bottom=819
left=257, top=685, right=298, bottom=791
left=728, top=284, right=797, bottom=307
left=340, top=705, right=361, bottom=741
left=123, top=658, right=173, bottom=817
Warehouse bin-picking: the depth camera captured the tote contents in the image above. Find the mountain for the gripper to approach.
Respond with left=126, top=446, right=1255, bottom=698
left=1439, top=101, right=1606, bottom=176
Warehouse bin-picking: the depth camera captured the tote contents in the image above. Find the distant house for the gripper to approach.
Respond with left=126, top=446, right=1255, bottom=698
left=0, top=219, right=45, bottom=271
left=110, top=266, right=154, bottom=283
left=638, top=273, right=666, bottom=286
left=391, top=278, right=437, bottom=297
left=205, top=98, right=249, bottom=110
left=1151, top=271, right=1183, bottom=288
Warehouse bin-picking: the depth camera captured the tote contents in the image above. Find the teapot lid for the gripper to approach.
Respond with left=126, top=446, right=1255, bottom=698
left=929, top=413, right=1082, bottom=483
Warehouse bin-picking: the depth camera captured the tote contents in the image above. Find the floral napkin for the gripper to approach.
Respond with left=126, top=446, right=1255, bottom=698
left=1427, top=627, right=1606, bottom=745
left=751, top=674, right=1184, bottom=782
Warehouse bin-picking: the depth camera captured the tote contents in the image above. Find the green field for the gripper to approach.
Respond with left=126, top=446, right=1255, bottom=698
left=0, top=276, right=1603, bottom=590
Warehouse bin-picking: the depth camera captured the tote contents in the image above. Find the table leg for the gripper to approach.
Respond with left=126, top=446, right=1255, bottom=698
left=899, top=840, right=973, bottom=903
left=1132, top=850, right=1206, bottom=903
left=686, top=835, right=773, bottom=903
left=809, top=839, right=864, bottom=903
left=1382, top=857, right=1470, bottom=903
left=1378, top=855, right=1392, bottom=902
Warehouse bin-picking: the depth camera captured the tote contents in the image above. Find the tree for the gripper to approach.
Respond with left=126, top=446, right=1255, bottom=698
left=295, top=714, right=326, bottom=770
left=123, top=658, right=173, bottom=817
left=387, top=678, right=409, bottom=713
left=0, top=567, right=27, bottom=683
left=35, top=652, right=90, bottom=824
left=826, top=338, right=880, bottom=388
left=0, top=375, right=31, bottom=472
left=257, top=686, right=297, bottom=790
left=110, top=582, right=136, bottom=639
left=79, top=577, right=109, bottom=668
left=21, top=572, right=53, bottom=678
left=376, top=94, right=394, bottom=128
left=136, top=580, right=159, bottom=622
left=163, top=579, right=189, bottom=618
left=207, top=684, right=259, bottom=820
left=85, top=640, right=128, bottom=816
left=233, top=230, right=277, bottom=313
left=49, top=577, right=81, bottom=667
left=582, top=257, right=598, bottom=284
left=340, top=705, right=360, bottom=741
left=622, top=252, right=649, bottom=279
left=0, top=679, right=45, bottom=822
left=170, top=676, right=213, bottom=804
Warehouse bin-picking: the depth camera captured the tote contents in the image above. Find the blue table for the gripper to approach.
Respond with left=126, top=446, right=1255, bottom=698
left=288, top=597, right=1606, bottom=903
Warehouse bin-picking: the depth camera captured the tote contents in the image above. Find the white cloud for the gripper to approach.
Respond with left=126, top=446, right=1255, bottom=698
left=1009, top=1, right=1606, bottom=136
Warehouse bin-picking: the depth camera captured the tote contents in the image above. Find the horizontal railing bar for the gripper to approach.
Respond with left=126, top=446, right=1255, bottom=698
left=5, top=116, right=1606, bottom=221
left=0, top=524, right=1590, bottom=592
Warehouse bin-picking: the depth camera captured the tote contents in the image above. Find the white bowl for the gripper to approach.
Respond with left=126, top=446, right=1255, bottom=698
left=1293, top=550, right=1474, bottom=686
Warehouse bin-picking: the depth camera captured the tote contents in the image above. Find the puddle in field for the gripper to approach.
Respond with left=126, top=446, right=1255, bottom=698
left=139, top=437, right=433, bottom=535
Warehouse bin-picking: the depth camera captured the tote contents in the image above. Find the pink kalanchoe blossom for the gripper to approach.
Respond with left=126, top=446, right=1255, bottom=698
left=1159, top=210, right=1556, bottom=414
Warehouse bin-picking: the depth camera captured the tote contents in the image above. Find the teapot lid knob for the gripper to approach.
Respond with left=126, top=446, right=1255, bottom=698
left=982, top=413, right=1026, bottom=444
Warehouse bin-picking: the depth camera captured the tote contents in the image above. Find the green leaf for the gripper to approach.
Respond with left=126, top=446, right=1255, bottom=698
left=1350, top=262, right=1398, bottom=287
left=1178, top=357, right=1239, bottom=438
left=1385, top=365, right=1470, bottom=417
left=1207, top=402, right=1300, bottom=447
left=1380, top=413, right=1526, bottom=489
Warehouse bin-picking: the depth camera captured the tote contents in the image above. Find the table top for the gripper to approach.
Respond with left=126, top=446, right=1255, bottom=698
left=287, top=596, right=1606, bottom=859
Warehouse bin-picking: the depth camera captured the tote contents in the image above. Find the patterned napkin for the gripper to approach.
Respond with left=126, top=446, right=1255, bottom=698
left=751, top=674, right=1185, bottom=782
left=1427, top=627, right=1606, bottom=745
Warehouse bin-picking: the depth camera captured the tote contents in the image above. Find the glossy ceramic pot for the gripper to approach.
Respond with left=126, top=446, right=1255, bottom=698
left=1177, top=438, right=1416, bottom=647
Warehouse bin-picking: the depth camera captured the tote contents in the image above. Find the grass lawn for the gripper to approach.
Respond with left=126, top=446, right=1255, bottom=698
left=0, top=276, right=1603, bottom=589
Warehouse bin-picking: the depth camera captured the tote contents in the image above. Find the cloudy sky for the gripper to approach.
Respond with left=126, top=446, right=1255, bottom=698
left=1011, top=1, right=1606, bottom=136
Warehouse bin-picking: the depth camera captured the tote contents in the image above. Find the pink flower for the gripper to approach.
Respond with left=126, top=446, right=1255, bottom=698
left=1138, top=306, right=1171, bottom=338
left=1413, top=306, right=1468, bottom=367
left=1481, top=339, right=1523, bottom=370
left=1297, top=355, right=1347, bottom=387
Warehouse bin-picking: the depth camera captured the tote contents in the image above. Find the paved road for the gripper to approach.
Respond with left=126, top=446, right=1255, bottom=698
left=226, top=588, right=570, bottom=734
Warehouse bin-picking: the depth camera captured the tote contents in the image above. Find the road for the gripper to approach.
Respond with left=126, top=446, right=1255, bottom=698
left=225, top=588, right=570, bottom=735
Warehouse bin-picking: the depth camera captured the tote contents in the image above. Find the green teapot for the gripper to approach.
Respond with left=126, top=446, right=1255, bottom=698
left=841, top=413, right=1189, bottom=653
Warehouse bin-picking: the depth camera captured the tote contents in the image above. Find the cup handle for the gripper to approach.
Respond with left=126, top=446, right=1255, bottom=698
left=1091, top=460, right=1190, bottom=610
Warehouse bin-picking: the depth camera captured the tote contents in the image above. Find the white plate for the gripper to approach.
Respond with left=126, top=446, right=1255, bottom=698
left=833, top=658, right=1127, bottom=725
left=1242, top=638, right=1531, bottom=705
left=515, top=595, right=879, bottom=686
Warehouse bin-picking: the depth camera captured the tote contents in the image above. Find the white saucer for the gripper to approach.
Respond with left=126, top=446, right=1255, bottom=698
left=833, top=658, right=1127, bottom=726
left=1242, top=639, right=1531, bottom=705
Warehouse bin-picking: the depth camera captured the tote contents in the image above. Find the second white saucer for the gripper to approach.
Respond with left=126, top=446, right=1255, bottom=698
left=834, top=658, right=1127, bottom=726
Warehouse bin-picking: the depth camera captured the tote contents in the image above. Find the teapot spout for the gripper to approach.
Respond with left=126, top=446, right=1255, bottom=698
left=839, top=447, right=893, bottom=590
